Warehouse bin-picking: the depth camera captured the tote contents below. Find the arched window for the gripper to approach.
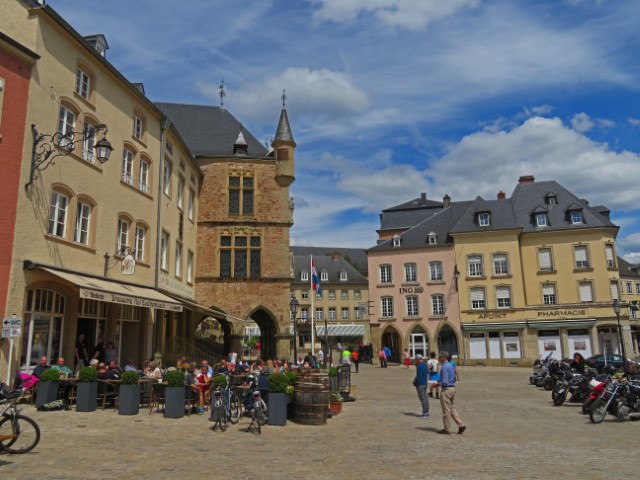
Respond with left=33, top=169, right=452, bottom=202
left=74, top=195, right=96, bottom=246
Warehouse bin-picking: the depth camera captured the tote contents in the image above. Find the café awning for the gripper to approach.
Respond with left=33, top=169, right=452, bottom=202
left=160, top=291, right=226, bottom=320
left=315, top=324, right=365, bottom=337
left=39, top=267, right=183, bottom=311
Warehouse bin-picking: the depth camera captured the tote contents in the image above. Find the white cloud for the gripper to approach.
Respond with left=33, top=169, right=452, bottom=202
left=571, top=113, right=594, bottom=132
left=629, top=117, right=640, bottom=127
left=308, top=0, right=479, bottom=29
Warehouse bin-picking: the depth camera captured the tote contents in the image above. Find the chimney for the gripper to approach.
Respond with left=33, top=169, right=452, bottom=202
left=443, top=194, right=451, bottom=208
left=518, top=175, right=535, bottom=184
left=420, top=192, right=427, bottom=201
left=497, top=191, right=506, bottom=200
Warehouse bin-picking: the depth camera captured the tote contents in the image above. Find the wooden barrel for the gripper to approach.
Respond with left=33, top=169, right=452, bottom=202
left=294, top=368, right=329, bottom=425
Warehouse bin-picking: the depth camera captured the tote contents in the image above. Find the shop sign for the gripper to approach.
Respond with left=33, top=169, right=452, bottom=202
left=79, top=288, right=183, bottom=312
left=537, top=309, right=586, bottom=318
left=398, top=286, right=424, bottom=294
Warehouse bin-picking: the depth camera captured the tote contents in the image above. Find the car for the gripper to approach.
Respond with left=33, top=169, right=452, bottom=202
left=585, top=354, right=625, bottom=371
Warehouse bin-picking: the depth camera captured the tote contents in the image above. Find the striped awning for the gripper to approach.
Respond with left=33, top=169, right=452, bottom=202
left=315, top=324, right=365, bottom=337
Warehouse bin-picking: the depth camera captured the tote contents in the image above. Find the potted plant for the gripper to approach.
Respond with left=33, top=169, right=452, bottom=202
left=329, top=391, right=343, bottom=415
left=267, top=373, right=291, bottom=426
left=36, top=368, right=60, bottom=408
left=164, top=369, right=185, bottom=419
left=328, top=366, right=338, bottom=393
left=118, top=370, right=140, bottom=415
left=76, top=366, right=98, bottom=412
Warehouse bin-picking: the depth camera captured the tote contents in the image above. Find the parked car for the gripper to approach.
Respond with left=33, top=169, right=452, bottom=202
left=585, top=354, right=625, bottom=371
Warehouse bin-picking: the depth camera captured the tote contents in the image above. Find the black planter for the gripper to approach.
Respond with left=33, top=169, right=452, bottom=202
left=268, top=392, right=288, bottom=426
left=76, top=382, right=98, bottom=412
left=164, top=386, right=185, bottom=419
left=36, top=381, right=59, bottom=408
left=118, top=384, right=140, bottom=415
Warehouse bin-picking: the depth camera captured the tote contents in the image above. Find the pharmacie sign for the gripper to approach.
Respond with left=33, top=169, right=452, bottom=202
left=537, top=309, right=586, bottom=318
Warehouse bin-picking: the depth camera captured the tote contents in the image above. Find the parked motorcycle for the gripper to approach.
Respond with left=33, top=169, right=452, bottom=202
left=589, top=380, right=624, bottom=423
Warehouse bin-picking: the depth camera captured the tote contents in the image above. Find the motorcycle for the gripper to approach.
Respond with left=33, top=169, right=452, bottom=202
left=589, top=380, right=624, bottom=423
left=530, top=352, right=553, bottom=385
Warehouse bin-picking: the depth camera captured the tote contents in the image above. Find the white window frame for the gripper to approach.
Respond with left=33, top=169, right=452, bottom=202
left=117, top=219, right=129, bottom=253
left=175, top=242, right=182, bottom=278
left=604, top=244, right=615, bottom=268
left=574, top=245, right=589, bottom=269
left=428, top=233, right=437, bottom=245
left=579, top=281, right=594, bottom=303
left=177, top=176, right=185, bottom=210
left=380, top=264, right=392, bottom=284
left=48, top=191, right=68, bottom=238
left=381, top=296, right=394, bottom=318
left=431, top=294, right=445, bottom=316
left=187, top=251, right=194, bottom=284
left=542, top=283, right=557, bottom=305
left=301, top=270, right=309, bottom=281
left=188, top=189, right=195, bottom=221
left=354, top=306, right=361, bottom=320
left=341, top=290, right=348, bottom=300
left=339, top=270, right=348, bottom=281
left=626, top=282, right=633, bottom=294
left=610, top=281, right=619, bottom=301
left=328, top=307, right=336, bottom=321
left=139, top=159, right=149, bottom=193
left=538, top=248, right=553, bottom=271
left=478, top=212, right=490, bottom=226
left=354, top=290, right=361, bottom=300
left=404, top=263, right=417, bottom=283
left=82, top=121, right=96, bottom=164
left=493, top=254, right=509, bottom=276
left=341, top=307, right=349, bottom=320
left=496, top=286, right=511, bottom=309
left=535, top=213, right=548, bottom=227
left=73, top=201, right=91, bottom=245
left=133, top=115, right=143, bottom=140
left=75, top=67, right=90, bottom=99
left=163, top=161, right=172, bottom=196
left=121, top=148, right=134, bottom=185
left=160, top=231, right=169, bottom=271
left=301, top=291, right=309, bottom=300
left=429, top=261, right=443, bottom=281
left=470, top=287, right=486, bottom=310
left=134, top=225, right=145, bottom=262
left=570, top=210, right=583, bottom=224
left=406, top=296, right=419, bottom=317
left=321, top=270, right=328, bottom=282
left=58, top=105, right=75, bottom=147
left=328, top=290, right=336, bottom=300
left=393, top=234, right=401, bottom=247
left=468, top=255, right=484, bottom=277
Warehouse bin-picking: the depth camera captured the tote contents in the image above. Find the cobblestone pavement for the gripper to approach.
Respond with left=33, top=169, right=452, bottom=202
left=1, top=364, right=638, bottom=479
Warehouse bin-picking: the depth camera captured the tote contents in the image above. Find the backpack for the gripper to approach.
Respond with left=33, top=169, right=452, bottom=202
left=429, top=359, right=438, bottom=373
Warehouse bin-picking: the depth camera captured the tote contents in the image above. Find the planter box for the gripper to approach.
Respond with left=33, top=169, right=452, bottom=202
left=164, top=386, right=185, bottom=419
left=118, top=384, right=140, bottom=415
left=36, top=381, right=59, bottom=409
left=267, top=392, right=288, bottom=426
left=329, top=402, right=343, bottom=415
left=76, top=382, right=98, bottom=412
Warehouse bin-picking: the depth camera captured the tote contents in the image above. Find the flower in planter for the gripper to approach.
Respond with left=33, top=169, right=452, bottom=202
left=330, top=391, right=343, bottom=403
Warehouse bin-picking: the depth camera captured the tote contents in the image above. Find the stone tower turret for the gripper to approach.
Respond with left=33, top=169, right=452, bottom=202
left=273, top=93, right=296, bottom=187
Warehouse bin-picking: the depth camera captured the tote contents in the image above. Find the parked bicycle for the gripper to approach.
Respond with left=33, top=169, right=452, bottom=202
left=246, top=390, right=267, bottom=435
left=0, top=390, right=41, bottom=454
left=209, top=374, right=241, bottom=426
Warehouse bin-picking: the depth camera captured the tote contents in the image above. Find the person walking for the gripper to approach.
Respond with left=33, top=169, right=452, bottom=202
left=352, top=348, right=360, bottom=373
left=403, top=348, right=411, bottom=368
left=435, top=351, right=466, bottom=435
left=414, top=354, right=430, bottom=417
left=427, top=351, right=440, bottom=399
left=378, top=347, right=387, bottom=368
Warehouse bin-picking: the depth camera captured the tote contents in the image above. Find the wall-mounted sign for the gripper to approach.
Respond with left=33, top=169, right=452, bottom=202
left=398, top=286, right=424, bottom=294
left=537, top=309, right=586, bottom=318
left=122, top=254, right=136, bottom=275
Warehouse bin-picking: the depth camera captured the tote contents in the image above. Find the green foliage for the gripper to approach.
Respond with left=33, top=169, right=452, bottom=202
left=328, top=367, right=338, bottom=378
left=268, top=373, right=289, bottom=393
left=246, top=336, right=259, bottom=347
left=212, top=374, right=228, bottom=389
left=78, top=366, right=98, bottom=383
left=284, top=371, right=298, bottom=386
left=165, top=369, right=185, bottom=387
left=330, top=391, right=343, bottom=403
left=120, top=370, right=140, bottom=385
left=41, top=369, right=61, bottom=382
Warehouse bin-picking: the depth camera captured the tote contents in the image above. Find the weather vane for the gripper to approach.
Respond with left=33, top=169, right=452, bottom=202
left=219, top=79, right=226, bottom=108
left=281, top=89, right=287, bottom=108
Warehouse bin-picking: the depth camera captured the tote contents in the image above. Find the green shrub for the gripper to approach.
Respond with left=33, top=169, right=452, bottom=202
left=165, top=369, right=185, bottom=387
left=78, top=366, right=97, bottom=382
left=212, top=374, right=227, bottom=389
left=328, top=367, right=338, bottom=378
left=41, top=369, right=61, bottom=382
left=120, top=370, right=140, bottom=385
left=268, top=373, right=289, bottom=393
left=284, top=371, right=298, bottom=386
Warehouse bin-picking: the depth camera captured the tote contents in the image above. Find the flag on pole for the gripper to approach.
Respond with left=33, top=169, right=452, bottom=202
left=311, top=259, right=322, bottom=296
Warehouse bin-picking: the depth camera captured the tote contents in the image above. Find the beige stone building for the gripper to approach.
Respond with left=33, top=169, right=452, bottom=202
left=0, top=1, right=210, bottom=379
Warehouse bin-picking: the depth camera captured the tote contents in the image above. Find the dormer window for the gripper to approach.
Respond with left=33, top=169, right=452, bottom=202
left=427, top=231, right=437, bottom=245
left=339, top=270, right=348, bottom=281
left=321, top=270, right=328, bottom=282
left=535, top=213, right=548, bottom=227
left=570, top=210, right=583, bottom=224
left=545, top=193, right=557, bottom=205
left=301, top=270, right=309, bottom=281
left=393, top=234, right=401, bottom=247
left=478, top=212, right=490, bottom=227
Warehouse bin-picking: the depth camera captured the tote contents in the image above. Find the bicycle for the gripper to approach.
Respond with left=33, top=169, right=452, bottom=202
left=246, top=390, right=267, bottom=435
left=210, top=389, right=228, bottom=432
left=209, top=374, right=241, bottom=427
left=0, top=390, right=41, bottom=454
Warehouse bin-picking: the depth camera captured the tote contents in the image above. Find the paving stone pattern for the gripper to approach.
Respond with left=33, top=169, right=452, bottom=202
left=1, top=365, right=637, bottom=479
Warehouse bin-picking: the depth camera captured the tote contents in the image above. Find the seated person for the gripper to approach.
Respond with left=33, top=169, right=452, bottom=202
left=100, top=361, right=121, bottom=380
left=32, top=356, right=50, bottom=379
left=89, top=358, right=99, bottom=368
left=200, top=360, right=213, bottom=377
left=184, top=365, right=199, bottom=412
left=194, top=367, right=211, bottom=413
left=50, top=357, right=73, bottom=378
left=217, top=360, right=229, bottom=374
left=144, top=361, right=162, bottom=380
left=97, top=362, right=110, bottom=380
left=123, top=358, right=137, bottom=372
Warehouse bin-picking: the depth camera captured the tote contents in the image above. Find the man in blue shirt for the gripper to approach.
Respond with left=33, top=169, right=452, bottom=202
left=414, top=354, right=430, bottom=417
left=435, top=351, right=466, bottom=435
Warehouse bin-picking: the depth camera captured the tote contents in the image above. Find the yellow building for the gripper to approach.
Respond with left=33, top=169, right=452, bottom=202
left=617, top=257, right=640, bottom=358
left=0, top=1, right=208, bottom=379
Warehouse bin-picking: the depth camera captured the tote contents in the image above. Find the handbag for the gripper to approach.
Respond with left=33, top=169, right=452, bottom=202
left=412, top=376, right=418, bottom=387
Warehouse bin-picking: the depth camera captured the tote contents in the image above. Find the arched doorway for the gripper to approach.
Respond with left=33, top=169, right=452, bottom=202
left=195, top=317, right=230, bottom=360
left=437, top=324, right=459, bottom=357
left=382, top=326, right=401, bottom=363
left=249, top=308, right=278, bottom=361
left=409, top=325, right=429, bottom=359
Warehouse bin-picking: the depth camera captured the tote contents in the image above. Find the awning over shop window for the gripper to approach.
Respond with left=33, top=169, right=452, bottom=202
left=39, top=267, right=183, bottom=311
left=161, top=291, right=226, bottom=319
left=527, top=320, right=595, bottom=329
left=462, top=322, right=527, bottom=331
left=315, top=324, right=365, bottom=337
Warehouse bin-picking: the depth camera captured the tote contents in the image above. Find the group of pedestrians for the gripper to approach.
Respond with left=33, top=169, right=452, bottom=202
left=414, top=351, right=466, bottom=435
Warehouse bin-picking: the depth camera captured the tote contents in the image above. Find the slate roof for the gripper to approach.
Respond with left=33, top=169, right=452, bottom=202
left=291, top=255, right=368, bottom=284
left=291, top=246, right=368, bottom=276
left=155, top=102, right=268, bottom=157
left=378, top=193, right=444, bottom=232
left=618, top=257, right=640, bottom=279
left=449, top=196, right=519, bottom=234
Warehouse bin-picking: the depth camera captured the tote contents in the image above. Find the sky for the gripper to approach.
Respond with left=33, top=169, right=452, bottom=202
left=47, top=0, right=640, bottom=257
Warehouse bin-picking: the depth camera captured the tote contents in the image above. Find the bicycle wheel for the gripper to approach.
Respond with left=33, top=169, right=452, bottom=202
left=219, top=407, right=228, bottom=432
left=0, top=414, right=41, bottom=454
left=229, top=392, right=241, bottom=424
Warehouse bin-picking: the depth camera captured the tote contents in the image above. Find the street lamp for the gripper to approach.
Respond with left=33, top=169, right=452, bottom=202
left=290, top=297, right=300, bottom=363
left=612, top=299, right=628, bottom=366
left=26, top=123, right=114, bottom=188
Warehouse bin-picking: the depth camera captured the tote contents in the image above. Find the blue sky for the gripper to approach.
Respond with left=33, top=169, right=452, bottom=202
left=48, top=0, right=640, bottom=257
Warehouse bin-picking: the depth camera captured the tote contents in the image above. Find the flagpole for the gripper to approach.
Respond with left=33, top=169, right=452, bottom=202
left=310, top=255, right=315, bottom=356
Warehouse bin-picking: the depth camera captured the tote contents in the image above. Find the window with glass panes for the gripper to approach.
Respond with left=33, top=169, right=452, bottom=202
left=228, top=175, right=254, bottom=216
left=301, top=307, right=309, bottom=321
left=431, top=294, right=444, bottom=316
left=163, top=160, right=172, bottom=196
left=48, top=191, right=69, bottom=238
left=58, top=105, right=75, bottom=144
left=175, top=243, right=182, bottom=277
left=160, top=231, right=169, bottom=270
left=404, top=263, right=417, bottom=282
left=187, top=251, right=194, bottom=283
left=315, top=308, right=323, bottom=320
left=177, top=176, right=185, bottom=210
left=139, top=159, right=149, bottom=193
left=429, top=261, right=443, bottom=281
left=380, top=264, right=392, bottom=284
left=381, top=297, right=394, bottom=317
left=542, top=283, right=556, bottom=305
left=134, top=226, right=145, bottom=261
left=605, top=244, right=615, bottom=268
left=328, top=290, right=335, bottom=300
left=341, top=290, right=348, bottom=300
left=219, top=234, right=261, bottom=279
left=188, top=189, right=195, bottom=220
left=133, top=115, right=143, bottom=140
left=75, top=67, right=90, bottom=99
left=610, top=281, right=619, bottom=301
left=468, top=255, right=483, bottom=277
left=538, top=248, right=553, bottom=271
left=407, top=296, right=419, bottom=316
left=341, top=307, right=349, bottom=320
left=496, top=286, right=511, bottom=308
left=574, top=245, right=589, bottom=269
left=82, top=121, right=96, bottom=164
left=117, top=219, right=129, bottom=253
left=73, top=201, right=91, bottom=245
left=354, top=306, right=361, bottom=320
left=626, top=282, right=633, bottom=294
left=470, top=288, right=486, bottom=309
left=493, top=254, right=508, bottom=276
left=579, top=281, right=593, bottom=302
left=121, top=148, right=134, bottom=185
left=354, top=290, right=361, bottom=300
left=301, top=291, right=309, bottom=300
left=329, top=307, right=336, bottom=320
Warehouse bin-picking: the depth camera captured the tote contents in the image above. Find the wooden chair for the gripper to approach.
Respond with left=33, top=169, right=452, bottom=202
left=97, top=380, right=119, bottom=410
left=149, top=383, right=166, bottom=414
left=139, top=378, right=157, bottom=408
